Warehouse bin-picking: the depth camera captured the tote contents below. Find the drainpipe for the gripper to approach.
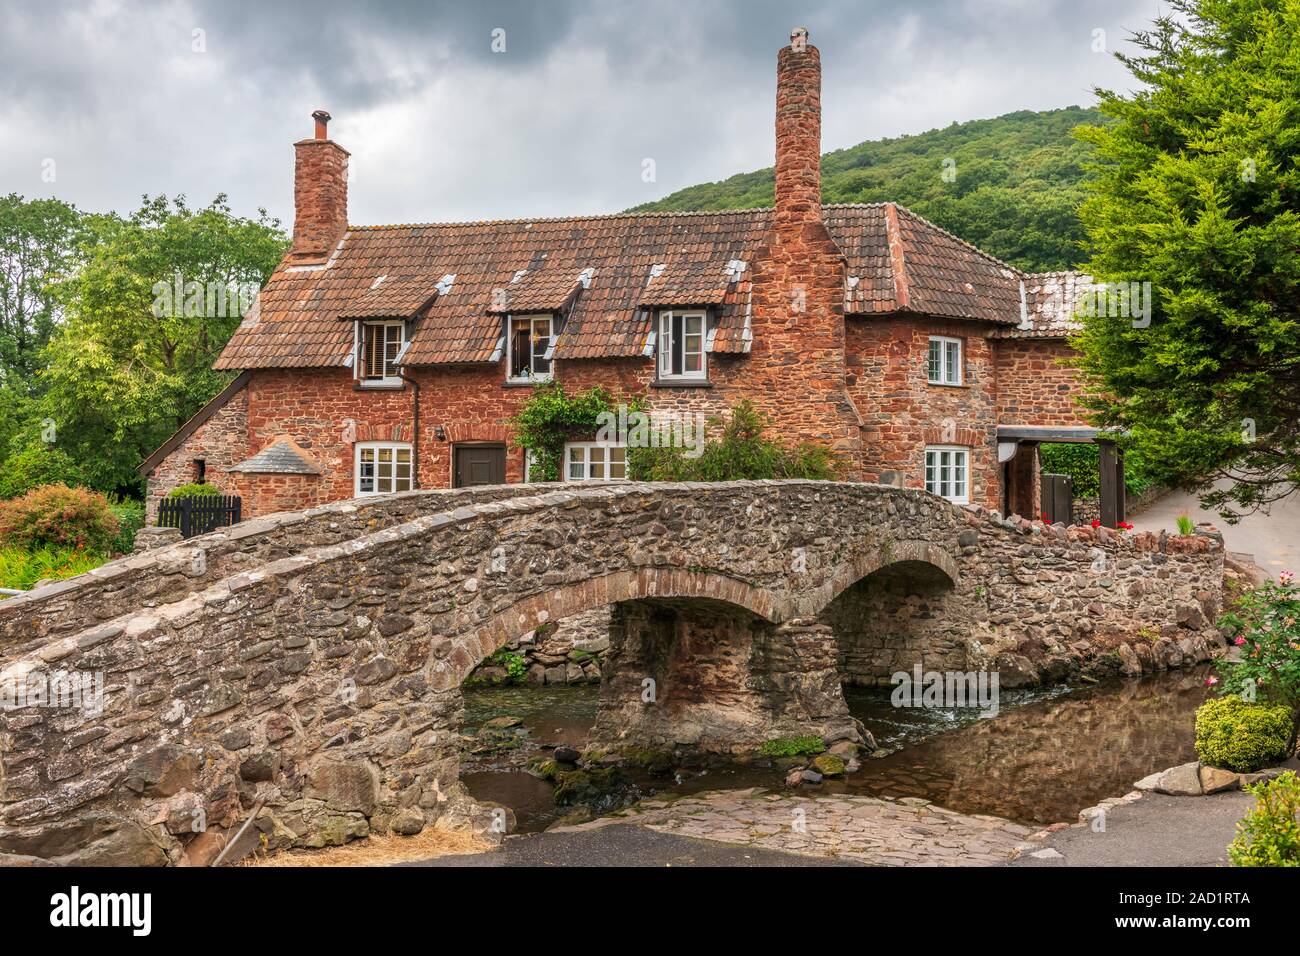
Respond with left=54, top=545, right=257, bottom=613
left=396, top=368, right=421, bottom=489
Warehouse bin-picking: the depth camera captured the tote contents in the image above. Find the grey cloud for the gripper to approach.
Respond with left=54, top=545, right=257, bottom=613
left=0, top=0, right=1160, bottom=225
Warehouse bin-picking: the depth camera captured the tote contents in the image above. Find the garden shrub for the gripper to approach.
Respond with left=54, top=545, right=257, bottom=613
left=1229, top=771, right=1300, bottom=867
left=510, top=381, right=619, bottom=483
left=0, top=545, right=105, bottom=594
left=0, top=483, right=121, bottom=554
left=167, top=482, right=223, bottom=499
left=1216, top=574, right=1300, bottom=752
left=109, top=499, right=146, bottom=554
left=1195, top=696, right=1294, bottom=773
left=630, top=401, right=840, bottom=481
left=0, top=445, right=90, bottom=500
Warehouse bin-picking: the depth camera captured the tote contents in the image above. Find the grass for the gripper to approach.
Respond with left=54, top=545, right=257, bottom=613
left=1176, top=512, right=1196, bottom=536
left=0, top=545, right=105, bottom=596
left=239, top=827, right=490, bottom=867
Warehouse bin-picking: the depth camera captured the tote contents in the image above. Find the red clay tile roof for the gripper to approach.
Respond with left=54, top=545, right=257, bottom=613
left=215, top=203, right=1043, bottom=371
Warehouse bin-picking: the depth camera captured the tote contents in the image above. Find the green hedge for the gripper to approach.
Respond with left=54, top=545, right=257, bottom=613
left=1195, top=696, right=1295, bottom=773
left=1038, top=443, right=1156, bottom=499
left=167, top=482, right=223, bottom=499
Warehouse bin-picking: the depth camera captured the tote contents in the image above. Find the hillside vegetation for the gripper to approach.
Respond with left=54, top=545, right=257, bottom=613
left=630, top=106, right=1105, bottom=273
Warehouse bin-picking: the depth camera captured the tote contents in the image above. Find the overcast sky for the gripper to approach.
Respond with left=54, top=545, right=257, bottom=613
left=1, top=0, right=1162, bottom=227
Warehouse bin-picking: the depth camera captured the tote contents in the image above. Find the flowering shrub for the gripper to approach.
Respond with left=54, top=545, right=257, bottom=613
left=0, top=483, right=120, bottom=554
left=1215, top=572, right=1300, bottom=753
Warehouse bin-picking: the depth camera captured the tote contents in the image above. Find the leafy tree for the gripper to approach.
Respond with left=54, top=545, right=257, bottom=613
left=35, top=195, right=287, bottom=494
left=1073, top=0, right=1300, bottom=519
left=631, top=107, right=1105, bottom=272
left=509, top=380, right=620, bottom=481
left=0, top=194, right=80, bottom=392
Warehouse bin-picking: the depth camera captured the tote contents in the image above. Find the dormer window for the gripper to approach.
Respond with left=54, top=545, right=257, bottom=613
left=506, top=314, right=553, bottom=383
left=656, top=309, right=707, bottom=381
left=359, top=320, right=404, bottom=387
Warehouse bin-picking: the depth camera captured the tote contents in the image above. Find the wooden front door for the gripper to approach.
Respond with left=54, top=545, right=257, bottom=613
left=453, top=444, right=506, bottom=487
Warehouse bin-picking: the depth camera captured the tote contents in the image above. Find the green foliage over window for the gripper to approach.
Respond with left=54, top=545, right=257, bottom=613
left=0, top=445, right=90, bottom=500
left=1229, top=771, right=1300, bottom=867
left=629, top=401, right=840, bottom=482
left=1195, top=696, right=1294, bottom=774
left=630, top=107, right=1105, bottom=273
left=1038, top=443, right=1155, bottom=499
left=509, top=380, right=620, bottom=482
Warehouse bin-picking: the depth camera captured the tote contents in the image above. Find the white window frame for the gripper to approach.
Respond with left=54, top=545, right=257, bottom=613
left=505, top=313, right=554, bottom=384
left=358, top=320, right=405, bottom=387
left=355, top=442, right=413, bottom=496
left=564, top=442, right=628, bottom=482
left=656, top=309, right=708, bottom=381
left=924, top=445, right=969, bottom=504
left=927, top=335, right=963, bottom=386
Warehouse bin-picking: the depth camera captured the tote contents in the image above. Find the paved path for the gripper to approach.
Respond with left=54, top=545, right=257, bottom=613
left=1134, top=483, right=1300, bottom=579
left=412, top=787, right=1033, bottom=867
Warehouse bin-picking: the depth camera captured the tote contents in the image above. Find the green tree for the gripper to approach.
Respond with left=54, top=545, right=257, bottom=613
left=36, top=195, right=287, bottom=494
left=1073, top=0, right=1300, bottom=519
left=0, top=194, right=81, bottom=392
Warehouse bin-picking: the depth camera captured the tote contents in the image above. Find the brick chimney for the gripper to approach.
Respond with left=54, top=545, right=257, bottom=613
left=291, top=110, right=349, bottom=262
left=774, top=27, right=822, bottom=228
left=746, top=29, right=860, bottom=475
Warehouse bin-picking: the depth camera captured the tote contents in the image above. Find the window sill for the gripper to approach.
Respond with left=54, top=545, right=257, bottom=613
left=651, top=378, right=712, bottom=388
left=356, top=380, right=405, bottom=391
left=503, top=378, right=552, bottom=388
left=925, top=380, right=969, bottom=389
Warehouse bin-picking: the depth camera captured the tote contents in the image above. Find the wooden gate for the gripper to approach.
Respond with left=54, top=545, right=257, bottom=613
left=157, top=495, right=243, bottom=539
left=1040, top=472, right=1073, bottom=525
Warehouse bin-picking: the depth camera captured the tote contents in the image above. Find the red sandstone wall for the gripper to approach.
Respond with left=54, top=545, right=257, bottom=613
left=144, top=386, right=249, bottom=521
left=994, top=338, right=1092, bottom=427
left=846, top=316, right=1000, bottom=509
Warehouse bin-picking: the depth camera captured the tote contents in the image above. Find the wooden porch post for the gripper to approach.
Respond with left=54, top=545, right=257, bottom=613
left=1098, top=439, right=1126, bottom=528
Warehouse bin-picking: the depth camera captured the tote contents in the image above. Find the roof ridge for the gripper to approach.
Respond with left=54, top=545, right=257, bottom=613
left=1023, top=269, right=1091, bottom=280
left=347, top=201, right=897, bottom=232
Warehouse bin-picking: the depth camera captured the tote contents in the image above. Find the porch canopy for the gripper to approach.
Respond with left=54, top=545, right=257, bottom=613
left=996, top=425, right=1127, bottom=527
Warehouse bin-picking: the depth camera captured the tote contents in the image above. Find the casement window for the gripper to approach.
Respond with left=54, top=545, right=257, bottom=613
left=924, top=445, right=969, bottom=504
left=656, top=309, right=707, bottom=381
left=927, top=336, right=963, bottom=386
left=506, top=314, right=553, bottom=383
left=355, top=442, right=413, bottom=496
left=360, top=321, right=404, bottom=386
left=565, top=442, right=627, bottom=481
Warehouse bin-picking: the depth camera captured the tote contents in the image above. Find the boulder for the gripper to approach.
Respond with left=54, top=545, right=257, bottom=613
left=0, top=813, right=167, bottom=867
left=993, top=652, right=1040, bottom=689
left=390, top=807, right=426, bottom=836
left=811, top=755, right=846, bottom=777
left=1135, top=762, right=1203, bottom=796
left=1198, top=765, right=1240, bottom=794
left=1116, top=643, right=1143, bottom=678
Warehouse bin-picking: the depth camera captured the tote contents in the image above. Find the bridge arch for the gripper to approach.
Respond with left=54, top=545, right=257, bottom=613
left=429, top=567, right=782, bottom=691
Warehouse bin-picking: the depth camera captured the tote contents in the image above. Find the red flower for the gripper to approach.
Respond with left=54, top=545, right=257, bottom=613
left=1090, top=519, right=1101, bottom=529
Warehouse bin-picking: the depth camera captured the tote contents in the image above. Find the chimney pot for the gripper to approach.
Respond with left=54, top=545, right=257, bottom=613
left=312, top=109, right=332, bottom=140
left=790, top=26, right=809, bottom=50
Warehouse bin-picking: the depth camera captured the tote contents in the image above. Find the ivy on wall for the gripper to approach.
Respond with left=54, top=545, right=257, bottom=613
left=509, top=381, right=619, bottom=482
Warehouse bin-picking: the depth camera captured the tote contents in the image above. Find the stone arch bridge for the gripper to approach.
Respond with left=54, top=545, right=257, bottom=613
left=0, top=480, right=1222, bottom=864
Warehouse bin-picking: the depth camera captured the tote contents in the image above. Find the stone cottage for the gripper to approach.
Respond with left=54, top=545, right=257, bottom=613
left=140, top=28, right=1105, bottom=524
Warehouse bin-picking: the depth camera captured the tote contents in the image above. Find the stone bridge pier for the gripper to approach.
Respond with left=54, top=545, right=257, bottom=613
left=591, top=599, right=860, bottom=757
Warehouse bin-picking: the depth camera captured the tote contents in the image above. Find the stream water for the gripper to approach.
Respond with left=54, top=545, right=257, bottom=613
left=462, top=666, right=1214, bottom=833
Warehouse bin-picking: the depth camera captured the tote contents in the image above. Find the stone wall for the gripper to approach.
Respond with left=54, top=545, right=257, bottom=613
left=994, top=337, right=1092, bottom=427
left=0, top=484, right=540, bottom=652
left=0, top=480, right=1225, bottom=864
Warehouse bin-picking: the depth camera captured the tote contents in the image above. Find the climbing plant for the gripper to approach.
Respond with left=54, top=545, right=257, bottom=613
left=509, top=380, right=620, bottom=482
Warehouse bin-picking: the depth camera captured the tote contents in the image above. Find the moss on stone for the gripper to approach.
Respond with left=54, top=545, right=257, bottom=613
left=759, top=735, right=827, bottom=758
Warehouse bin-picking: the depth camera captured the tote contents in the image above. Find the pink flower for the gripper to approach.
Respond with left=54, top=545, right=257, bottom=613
left=1280, top=569, right=1294, bottom=585
left=1204, top=676, right=1220, bottom=686
left=1234, top=635, right=1247, bottom=646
